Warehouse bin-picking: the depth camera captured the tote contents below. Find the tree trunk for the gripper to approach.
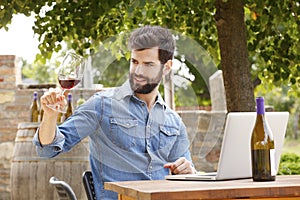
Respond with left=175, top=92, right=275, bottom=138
left=215, top=0, right=255, bottom=112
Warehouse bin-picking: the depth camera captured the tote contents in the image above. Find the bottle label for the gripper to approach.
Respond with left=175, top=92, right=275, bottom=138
left=270, top=149, right=276, bottom=176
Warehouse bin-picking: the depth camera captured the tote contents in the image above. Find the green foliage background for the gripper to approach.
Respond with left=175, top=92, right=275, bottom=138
left=1, top=0, right=299, bottom=109
left=278, top=152, right=300, bottom=175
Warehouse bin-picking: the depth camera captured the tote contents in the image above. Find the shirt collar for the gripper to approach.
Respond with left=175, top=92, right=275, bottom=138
left=155, top=92, right=166, bottom=108
left=113, top=80, right=134, bottom=100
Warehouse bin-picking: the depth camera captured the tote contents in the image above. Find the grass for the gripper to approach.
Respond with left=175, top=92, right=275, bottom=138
left=282, top=138, right=300, bottom=155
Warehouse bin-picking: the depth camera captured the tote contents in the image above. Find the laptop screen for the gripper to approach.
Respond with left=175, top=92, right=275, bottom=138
left=216, top=112, right=289, bottom=180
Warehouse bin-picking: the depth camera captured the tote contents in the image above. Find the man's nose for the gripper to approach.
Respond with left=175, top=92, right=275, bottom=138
left=134, top=64, right=145, bottom=75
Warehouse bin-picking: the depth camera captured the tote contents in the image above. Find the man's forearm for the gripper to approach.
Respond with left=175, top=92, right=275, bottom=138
left=38, top=114, right=57, bottom=145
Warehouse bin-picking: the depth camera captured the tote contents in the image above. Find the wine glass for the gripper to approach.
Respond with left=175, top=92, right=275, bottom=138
left=47, top=51, right=86, bottom=113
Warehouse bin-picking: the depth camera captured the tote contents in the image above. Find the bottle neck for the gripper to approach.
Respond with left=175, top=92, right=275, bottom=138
left=67, top=94, right=72, bottom=103
left=33, top=93, right=38, bottom=101
left=256, top=98, right=265, bottom=115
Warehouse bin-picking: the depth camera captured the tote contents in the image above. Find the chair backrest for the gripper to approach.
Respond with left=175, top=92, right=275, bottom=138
left=82, top=170, right=96, bottom=200
left=49, top=176, right=77, bottom=200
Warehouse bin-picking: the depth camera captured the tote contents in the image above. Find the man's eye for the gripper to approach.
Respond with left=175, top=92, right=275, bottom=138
left=131, top=60, right=138, bottom=64
left=145, top=63, right=154, bottom=67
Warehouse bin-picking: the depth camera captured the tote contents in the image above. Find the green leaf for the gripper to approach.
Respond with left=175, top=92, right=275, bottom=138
left=1, top=0, right=299, bottom=103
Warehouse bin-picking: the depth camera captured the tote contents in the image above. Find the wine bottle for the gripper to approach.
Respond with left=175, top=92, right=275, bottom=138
left=57, top=112, right=62, bottom=124
left=40, top=108, right=44, bottom=122
left=251, top=97, right=276, bottom=181
left=76, top=91, right=85, bottom=108
left=30, top=92, right=39, bottom=122
left=64, top=93, right=73, bottom=121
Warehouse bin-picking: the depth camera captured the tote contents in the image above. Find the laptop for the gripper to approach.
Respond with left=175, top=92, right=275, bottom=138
left=165, top=112, right=289, bottom=181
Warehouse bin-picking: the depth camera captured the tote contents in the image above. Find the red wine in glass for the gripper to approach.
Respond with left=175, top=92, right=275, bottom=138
left=59, top=79, right=81, bottom=89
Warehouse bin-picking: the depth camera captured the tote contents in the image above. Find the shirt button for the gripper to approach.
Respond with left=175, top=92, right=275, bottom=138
left=54, top=146, right=61, bottom=151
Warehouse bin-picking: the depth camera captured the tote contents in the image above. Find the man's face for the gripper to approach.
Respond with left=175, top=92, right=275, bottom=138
left=129, top=47, right=164, bottom=94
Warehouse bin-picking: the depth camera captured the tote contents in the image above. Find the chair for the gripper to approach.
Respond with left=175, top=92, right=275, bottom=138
left=82, top=170, right=96, bottom=200
left=49, top=176, right=77, bottom=200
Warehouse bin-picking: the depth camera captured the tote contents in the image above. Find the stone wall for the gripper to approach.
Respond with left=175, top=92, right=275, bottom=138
left=0, top=55, right=20, bottom=200
left=0, top=55, right=226, bottom=199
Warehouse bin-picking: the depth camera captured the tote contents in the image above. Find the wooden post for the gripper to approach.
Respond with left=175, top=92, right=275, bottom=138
left=163, top=70, right=175, bottom=110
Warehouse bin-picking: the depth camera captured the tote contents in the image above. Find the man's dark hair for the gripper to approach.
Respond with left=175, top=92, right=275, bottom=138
left=128, top=25, right=175, bottom=64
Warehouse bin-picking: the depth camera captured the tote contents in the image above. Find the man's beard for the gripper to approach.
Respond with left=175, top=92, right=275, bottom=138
left=129, top=69, right=163, bottom=94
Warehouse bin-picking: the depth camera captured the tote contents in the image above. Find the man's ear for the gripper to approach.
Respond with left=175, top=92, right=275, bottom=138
left=163, top=60, right=172, bottom=76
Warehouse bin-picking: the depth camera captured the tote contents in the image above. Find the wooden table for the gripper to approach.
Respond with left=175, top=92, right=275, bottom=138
left=104, top=175, right=300, bottom=200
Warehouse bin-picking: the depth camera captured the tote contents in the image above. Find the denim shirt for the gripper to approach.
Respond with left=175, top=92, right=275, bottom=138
left=33, top=81, right=193, bottom=200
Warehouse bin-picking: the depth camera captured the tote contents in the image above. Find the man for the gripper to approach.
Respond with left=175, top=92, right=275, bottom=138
left=33, top=25, right=196, bottom=200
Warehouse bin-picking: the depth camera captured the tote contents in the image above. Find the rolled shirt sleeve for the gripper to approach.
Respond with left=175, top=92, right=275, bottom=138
left=32, top=126, right=65, bottom=158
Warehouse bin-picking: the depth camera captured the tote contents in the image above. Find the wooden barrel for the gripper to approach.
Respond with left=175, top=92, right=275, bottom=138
left=11, top=122, right=90, bottom=200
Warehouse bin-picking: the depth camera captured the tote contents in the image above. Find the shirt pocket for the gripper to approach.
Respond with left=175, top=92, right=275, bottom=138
left=109, top=117, right=138, bottom=150
left=159, top=125, right=179, bottom=150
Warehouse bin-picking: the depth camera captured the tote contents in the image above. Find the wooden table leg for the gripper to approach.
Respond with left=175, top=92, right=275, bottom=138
left=118, top=194, right=136, bottom=200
